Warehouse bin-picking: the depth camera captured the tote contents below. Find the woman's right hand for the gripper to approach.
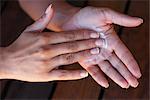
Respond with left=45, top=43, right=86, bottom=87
left=0, top=5, right=103, bottom=82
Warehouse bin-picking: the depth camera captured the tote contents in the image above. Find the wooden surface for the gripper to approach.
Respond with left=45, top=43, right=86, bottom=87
left=0, top=0, right=149, bottom=100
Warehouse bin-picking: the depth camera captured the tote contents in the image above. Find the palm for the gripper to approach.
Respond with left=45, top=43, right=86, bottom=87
left=63, top=7, right=109, bottom=31
left=62, top=6, right=143, bottom=88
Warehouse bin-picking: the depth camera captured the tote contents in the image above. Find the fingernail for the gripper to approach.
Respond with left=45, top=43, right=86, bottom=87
left=137, top=73, right=142, bottom=79
left=104, top=83, right=109, bottom=88
left=80, top=71, right=89, bottom=77
left=45, top=4, right=52, bottom=14
left=138, top=18, right=143, bottom=23
left=90, top=48, right=99, bottom=54
left=90, top=33, right=99, bottom=38
left=133, top=80, right=139, bottom=88
left=125, top=84, right=130, bottom=89
left=95, top=39, right=102, bottom=46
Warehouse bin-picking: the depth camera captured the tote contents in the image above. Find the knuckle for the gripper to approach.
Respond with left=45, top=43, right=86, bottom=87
left=103, top=65, right=111, bottom=73
left=39, top=33, right=51, bottom=45
left=67, top=42, right=78, bottom=51
left=64, top=54, right=75, bottom=64
left=81, top=51, right=91, bottom=58
left=39, top=46, right=52, bottom=59
left=38, top=35, right=47, bottom=45
left=66, top=32, right=76, bottom=40
left=80, top=29, right=90, bottom=38
left=77, top=51, right=90, bottom=61
left=82, top=39, right=95, bottom=48
left=88, top=39, right=96, bottom=45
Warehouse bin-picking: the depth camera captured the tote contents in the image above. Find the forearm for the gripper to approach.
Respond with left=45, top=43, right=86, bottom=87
left=19, top=0, right=80, bottom=31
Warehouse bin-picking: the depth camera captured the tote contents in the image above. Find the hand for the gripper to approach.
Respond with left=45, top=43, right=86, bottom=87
left=0, top=5, right=103, bottom=82
left=62, top=7, right=143, bottom=88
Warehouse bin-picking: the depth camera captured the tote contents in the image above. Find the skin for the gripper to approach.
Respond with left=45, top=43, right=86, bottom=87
left=0, top=5, right=104, bottom=82
left=18, top=0, right=142, bottom=88
left=62, top=7, right=143, bottom=88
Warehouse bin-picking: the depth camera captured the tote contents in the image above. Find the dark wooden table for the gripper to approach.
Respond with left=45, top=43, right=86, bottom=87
left=0, top=0, right=149, bottom=100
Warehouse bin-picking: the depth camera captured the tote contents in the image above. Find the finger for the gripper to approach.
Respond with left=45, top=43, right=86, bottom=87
left=104, top=8, right=143, bottom=27
left=41, top=29, right=99, bottom=44
left=50, top=38, right=103, bottom=57
left=24, top=4, right=53, bottom=32
left=47, top=69, right=89, bottom=81
left=98, top=61, right=129, bottom=88
left=33, top=39, right=103, bottom=59
left=50, top=48, right=100, bottom=67
left=79, top=62, right=109, bottom=88
left=113, top=38, right=141, bottom=78
left=38, top=39, right=103, bottom=58
left=107, top=53, right=139, bottom=88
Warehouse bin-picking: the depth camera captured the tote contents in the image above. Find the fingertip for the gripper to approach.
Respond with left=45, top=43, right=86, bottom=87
left=24, top=4, right=54, bottom=32
left=132, top=64, right=142, bottom=79
left=125, top=84, right=130, bottom=89
left=80, top=71, right=89, bottom=77
left=136, top=72, right=142, bottom=79
left=135, top=18, right=144, bottom=26
left=104, top=83, right=109, bottom=88
left=138, top=18, right=144, bottom=23
left=120, top=80, right=129, bottom=89
left=128, top=77, right=139, bottom=88
left=131, top=17, right=143, bottom=27
left=45, top=4, right=53, bottom=14
left=132, top=81, right=139, bottom=88
left=98, top=80, right=109, bottom=88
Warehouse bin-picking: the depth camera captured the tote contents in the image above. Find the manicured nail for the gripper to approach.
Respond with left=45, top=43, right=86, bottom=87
left=104, top=83, right=109, bottom=88
left=137, top=70, right=142, bottom=78
left=133, top=80, right=139, bottom=88
left=80, top=71, right=89, bottom=77
left=90, top=48, right=99, bottom=54
left=125, top=84, right=130, bottom=89
left=95, top=39, right=102, bottom=46
left=45, top=4, right=52, bottom=14
left=136, top=73, right=142, bottom=79
left=138, top=18, right=143, bottom=23
left=90, top=33, right=99, bottom=38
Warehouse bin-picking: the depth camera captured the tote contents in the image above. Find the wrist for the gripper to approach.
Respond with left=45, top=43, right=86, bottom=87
left=61, top=7, right=81, bottom=31
left=47, top=5, right=81, bottom=31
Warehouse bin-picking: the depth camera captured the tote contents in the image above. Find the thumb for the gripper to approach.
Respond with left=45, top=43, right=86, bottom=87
left=24, top=4, right=53, bottom=32
left=105, top=8, right=143, bottom=27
